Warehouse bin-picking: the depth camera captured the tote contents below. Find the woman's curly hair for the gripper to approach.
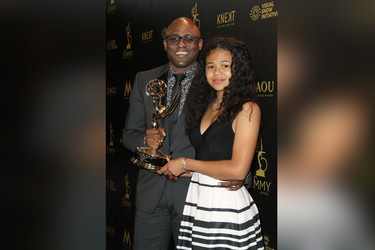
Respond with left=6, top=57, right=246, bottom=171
left=185, top=37, right=257, bottom=133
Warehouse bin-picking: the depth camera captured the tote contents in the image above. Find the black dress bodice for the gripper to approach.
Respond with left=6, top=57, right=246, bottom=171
left=189, top=119, right=234, bottom=161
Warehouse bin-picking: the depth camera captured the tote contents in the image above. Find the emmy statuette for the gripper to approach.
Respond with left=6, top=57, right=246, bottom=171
left=130, top=79, right=181, bottom=180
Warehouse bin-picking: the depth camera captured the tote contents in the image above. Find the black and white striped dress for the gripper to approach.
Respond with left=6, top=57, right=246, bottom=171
left=177, top=119, right=264, bottom=249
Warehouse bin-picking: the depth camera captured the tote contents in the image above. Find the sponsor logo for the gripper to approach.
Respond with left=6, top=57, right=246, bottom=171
left=124, top=81, right=132, bottom=98
left=250, top=5, right=261, bottom=21
left=141, top=30, right=153, bottom=44
left=123, top=230, right=132, bottom=249
left=107, top=39, right=118, bottom=50
left=256, top=80, right=275, bottom=98
left=250, top=1, right=278, bottom=21
left=107, top=86, right=117, bottom=97
left=217, top=10, right=236, bottom=28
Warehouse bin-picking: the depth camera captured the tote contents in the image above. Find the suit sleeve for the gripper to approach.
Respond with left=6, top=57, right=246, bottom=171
left=123, top=73, right=147, bottom=152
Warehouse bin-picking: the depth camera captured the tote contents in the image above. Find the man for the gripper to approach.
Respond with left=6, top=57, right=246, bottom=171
left=123, top=17, right=243, bottom=249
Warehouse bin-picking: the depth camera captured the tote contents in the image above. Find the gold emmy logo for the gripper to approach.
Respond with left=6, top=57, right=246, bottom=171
left=107, top=122, right=116, bottom=157
left=123, top=23, right=134, bottom=60
left=122, top=173, right=132, bottom=208
left=256, top=138, right=268, bottom=177
left=191, top=3, right=201, bottom=29
left=126, top=23, right=132, bottom=49
left=250, top=5, right=261, bottom=21
left=107, top=0, right=116, bottom=15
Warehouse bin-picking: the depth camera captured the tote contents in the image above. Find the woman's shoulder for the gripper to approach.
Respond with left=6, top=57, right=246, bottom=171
left=232, top=101, right=261, bottom=132
left=242, top=101, right=261, bottom=116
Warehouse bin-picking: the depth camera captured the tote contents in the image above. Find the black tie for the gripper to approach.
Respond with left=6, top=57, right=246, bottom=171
left=171, top=73, right=185, bottom=102
left=167, top=73, right=185, bottom=148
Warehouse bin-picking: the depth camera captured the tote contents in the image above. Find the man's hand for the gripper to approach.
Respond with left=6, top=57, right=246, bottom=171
left=145, top=128, right=166, bottom=150
left=218, top=179, right=244, bottom=191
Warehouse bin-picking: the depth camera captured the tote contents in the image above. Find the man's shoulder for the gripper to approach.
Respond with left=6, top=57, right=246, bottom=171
left=137, top=63, right=169, bottom=78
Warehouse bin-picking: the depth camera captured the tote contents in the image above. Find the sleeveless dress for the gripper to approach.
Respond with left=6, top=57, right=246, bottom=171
left=176, top=119, right=264, bottom=250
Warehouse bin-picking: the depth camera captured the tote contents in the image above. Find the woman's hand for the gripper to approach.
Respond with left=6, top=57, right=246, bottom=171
left=158, top=157, right=185, bottom=177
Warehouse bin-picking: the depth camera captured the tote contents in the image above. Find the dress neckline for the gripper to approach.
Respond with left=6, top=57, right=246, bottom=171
left=199, top=119, right=219, bottom=136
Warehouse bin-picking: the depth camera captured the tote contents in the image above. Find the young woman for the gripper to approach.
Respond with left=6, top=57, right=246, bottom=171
left=158, top=37, right=264, bottom=249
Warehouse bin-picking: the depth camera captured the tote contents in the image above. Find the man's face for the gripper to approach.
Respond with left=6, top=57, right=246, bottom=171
left=163, top=20, right=203, bottom=72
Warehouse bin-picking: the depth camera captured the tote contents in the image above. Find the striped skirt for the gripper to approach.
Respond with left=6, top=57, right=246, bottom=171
left=177, top=172, right=264, bottom=250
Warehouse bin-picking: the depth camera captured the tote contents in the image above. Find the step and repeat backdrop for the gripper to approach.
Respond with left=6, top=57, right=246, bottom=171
left=106, top=0, right=277, bottom=249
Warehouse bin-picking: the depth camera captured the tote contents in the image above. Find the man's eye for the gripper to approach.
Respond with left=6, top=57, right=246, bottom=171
left=184, top=37, right=194, bottom=42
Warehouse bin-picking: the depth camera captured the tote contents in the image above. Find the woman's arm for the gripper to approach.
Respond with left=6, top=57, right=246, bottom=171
left=158, top=102, right=261, bottom=180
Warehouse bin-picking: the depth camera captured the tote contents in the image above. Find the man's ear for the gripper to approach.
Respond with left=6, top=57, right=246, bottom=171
left=198, top=38, right=204, bottom=51
left=163, top=39, right=168, bottom=51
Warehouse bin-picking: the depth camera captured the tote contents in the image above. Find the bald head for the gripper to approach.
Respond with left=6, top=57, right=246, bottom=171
left=166, top=17, right=201, bottom=38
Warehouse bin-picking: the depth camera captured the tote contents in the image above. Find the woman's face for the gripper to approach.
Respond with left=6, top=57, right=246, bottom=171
left=205, top=49, right=232, bottom=92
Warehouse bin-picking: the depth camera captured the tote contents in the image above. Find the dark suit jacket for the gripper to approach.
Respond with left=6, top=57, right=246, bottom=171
left=123, top=63, right=195, bottom=215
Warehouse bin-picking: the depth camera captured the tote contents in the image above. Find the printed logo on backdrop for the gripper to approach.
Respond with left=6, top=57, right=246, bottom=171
left=263, top=235, right=275, bottom=250
left=107, top=86, right=117, bottom=98
left=250, top=1, right=278, bottom=21
left=141, top=30, right=154, bottom=44
left=107, top=0, right=116, bottom=15
left=121, top=173, right=132, bottom=210
left=106, top=178, right=117, bottom=192
left=107, top=122, right=116, bottom=157
left=107, top=39, right=118, bottom=50
left=252, top=138, right=272, bottom=196
left=123, top=23, right=134, bottom=60
left=217, top=10, right=236, bottom=28
left=106, top=225, right=116, bottom=238
left=123, top=230, right=132, bottom=250
left=191, top=3, right=201, bottom=29
left=256, top=80, right=275, bottom=98
left=123, top=81, right=132, bottom=102
left=161, top=27, right=167, bottom=40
